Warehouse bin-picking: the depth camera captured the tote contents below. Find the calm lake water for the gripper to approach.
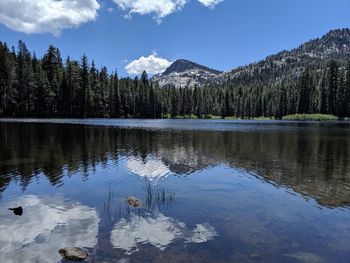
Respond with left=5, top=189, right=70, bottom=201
left=1, top=119, right=350, bottom=262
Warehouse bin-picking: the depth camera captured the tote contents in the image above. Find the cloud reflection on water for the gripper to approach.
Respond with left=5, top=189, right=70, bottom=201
left=0, top=195, right=100, bottom=263
left=111, top=213, right=217, bottom=255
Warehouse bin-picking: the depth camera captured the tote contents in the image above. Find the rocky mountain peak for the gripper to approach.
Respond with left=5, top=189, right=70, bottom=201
left=152, top=59, right=222, bottom=88
left=162, top=59, right=222, bottom=76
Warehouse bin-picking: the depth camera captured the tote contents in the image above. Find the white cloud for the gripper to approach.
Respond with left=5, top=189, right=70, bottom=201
left=0, top=195, right=100, bottom=263
left=0, top=0, right=100, bottom=35
left=113, top=0, right=187, bottom=23
left=197, top=0, right=223, bottom=8
left=113, top=0, right=224, bottom=22
left=0, top=0, right=224, bottom=35
left=125, top=53, right=172, bottom=74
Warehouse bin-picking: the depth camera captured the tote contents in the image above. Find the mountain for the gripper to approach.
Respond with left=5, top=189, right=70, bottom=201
left=218, top=28, right=350, bottom=83
left=152, top=59, right=222, bottom=88
left=152, top=29, right=350, bottom=88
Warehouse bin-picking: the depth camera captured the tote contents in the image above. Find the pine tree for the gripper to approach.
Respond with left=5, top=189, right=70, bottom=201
left=110, top=71, right=121, bottom=117
left=337, top=71, right=347, bottom=117
left=297, top=68, right=312, bottom=114
left=32, top=55, right=50, bottom=116
left=0, top=42, right=15, bottom=116
left=42, top=45, right=63, bottom=115
left=15, top=40, right=35, bottom=116
left=318, top=74, right=327, bottom=114
left=170, top=87, right=177, bottom=118
left=98, top=66, right=109, bottom=117
left=346, top=60, right=350, bottom=116
left=80, top=55, right=92, bottom=117
left=65, top=60, right=81, bottom=116
left=326, top=60, right=339, bottom=115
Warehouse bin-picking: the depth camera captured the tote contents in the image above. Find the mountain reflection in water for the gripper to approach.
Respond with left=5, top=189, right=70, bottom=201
left=126, top=158, right=171, bottom=182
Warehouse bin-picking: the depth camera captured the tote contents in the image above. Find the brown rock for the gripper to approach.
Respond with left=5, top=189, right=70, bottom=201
left=126, top=196, right=142, bottom=208
left=59, top=247, right=88, bottom=261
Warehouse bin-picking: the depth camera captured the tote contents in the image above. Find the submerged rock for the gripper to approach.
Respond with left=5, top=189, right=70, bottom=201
left=284, top=252, right=325, bottom=263
left=126, top=196, right=142, bottom=208
left=59, top=247, right=88, bottom=261
left=186, top=223, right=218, bottom=243
left=8, top=206, right=23, bottom=216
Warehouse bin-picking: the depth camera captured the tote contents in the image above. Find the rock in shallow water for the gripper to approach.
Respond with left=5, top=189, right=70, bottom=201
left=8, top=206, right=23, bottom=216
left=59, top=247, right=88, bottom=261
left=126, top=196, right=142, bottom=208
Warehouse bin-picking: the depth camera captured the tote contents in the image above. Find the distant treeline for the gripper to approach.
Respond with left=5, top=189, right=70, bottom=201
left=1, top=40, right=350, bottom=119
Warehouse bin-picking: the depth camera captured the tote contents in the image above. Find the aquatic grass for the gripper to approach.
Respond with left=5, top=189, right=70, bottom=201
left=102, top=185, right=122, bottom=222
left=117, top=178, right=176, bottom=219
left=282, top=114, right=338, bottom=121
left=103, top=185, right=113, bottom=214
left=144, top=178, right=175, bottom=210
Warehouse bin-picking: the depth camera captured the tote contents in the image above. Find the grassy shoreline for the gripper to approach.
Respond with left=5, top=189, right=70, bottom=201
left=163, top=114, right=342, bottom=121
left=0, top=114, right=345, bottom=121
left=161, top=114, right=275, bottom=120
left=282, top=114, right=338, bottom=121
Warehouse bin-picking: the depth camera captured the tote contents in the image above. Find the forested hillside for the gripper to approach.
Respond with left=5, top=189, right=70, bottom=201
left=0, top=29, right=350, bottom=119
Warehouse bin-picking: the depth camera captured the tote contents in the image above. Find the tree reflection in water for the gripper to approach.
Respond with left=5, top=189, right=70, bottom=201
left=1, top=122, right=350, bottom=207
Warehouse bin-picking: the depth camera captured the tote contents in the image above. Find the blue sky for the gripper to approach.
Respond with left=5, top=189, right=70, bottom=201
left=0, top=0, right=349, bottom=76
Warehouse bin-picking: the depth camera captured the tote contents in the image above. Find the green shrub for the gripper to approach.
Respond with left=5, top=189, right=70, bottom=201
left=282, top=114, right=338, bottom=121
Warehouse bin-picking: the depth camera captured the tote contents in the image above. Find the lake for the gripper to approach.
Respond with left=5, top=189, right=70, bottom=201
left=1, top=119, right=350, bottom=263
